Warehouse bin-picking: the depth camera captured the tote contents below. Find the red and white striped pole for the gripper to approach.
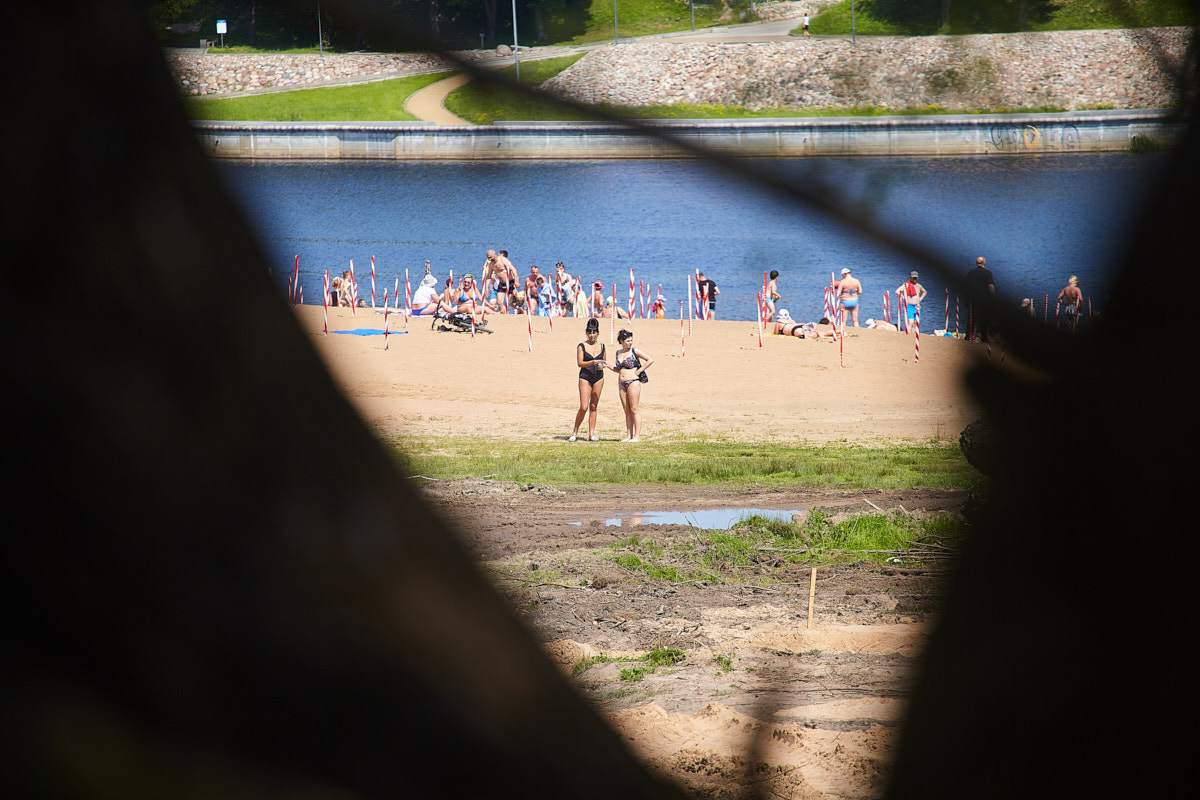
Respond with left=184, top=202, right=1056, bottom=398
left=527, top=297, right=534, bottom=351
left=680, top=301, right=685, bottom=358
left=883, top=291, right=890, bottom=327
left=1043, top=293, right=1049, bottom=322
left=470, top=298, right=477, bottom=338
left=298, top=286, right=302, bottom=304
left=292, top=255, right=300, bottom=305
left=756, top=291, right=764, bottom=348
left=914, top=307, right=921, bottom=363
left=370, top=255, right=376, bottom=309
left=687, top=275, right=693, bottom=336
left=944, top=288, right=950, bottom=332
left=628, top=268, right=635, bottom=320
left=611, top=283, right=617, bottom=343
left=899, top=296, right=907, bottom=334
left=349, top=260, right=357, bottom=316
left=322, top=270, right=329, bottom=335
left=955, top=296, right=960, bottom=337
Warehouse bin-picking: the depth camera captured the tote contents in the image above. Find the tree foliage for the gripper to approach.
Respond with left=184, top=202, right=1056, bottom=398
left=149, top=0, right=593, bottom=49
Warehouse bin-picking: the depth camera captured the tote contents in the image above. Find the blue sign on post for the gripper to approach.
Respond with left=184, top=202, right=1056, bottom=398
left=216, top=19, right=227, bottom=48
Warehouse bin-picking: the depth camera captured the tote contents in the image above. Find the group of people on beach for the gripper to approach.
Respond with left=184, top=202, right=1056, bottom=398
left=758, top=257, right=1091, bottom=342
left=401, top=249, right=724, bottom=322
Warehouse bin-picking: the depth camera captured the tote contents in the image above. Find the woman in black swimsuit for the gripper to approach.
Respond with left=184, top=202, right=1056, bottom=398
left=571, top=318, right=607, bottom=442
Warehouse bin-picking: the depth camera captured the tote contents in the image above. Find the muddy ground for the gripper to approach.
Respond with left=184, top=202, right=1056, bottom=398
left=420, top=479, right=966, bottom=799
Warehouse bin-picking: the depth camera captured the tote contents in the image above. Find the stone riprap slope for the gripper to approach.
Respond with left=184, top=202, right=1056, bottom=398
left=542, top=27, right=1190, bottom=111
left=167, top=49, right=487, bottom=96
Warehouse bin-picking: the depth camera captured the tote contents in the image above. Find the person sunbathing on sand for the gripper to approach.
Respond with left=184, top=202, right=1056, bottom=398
left=409, top=274, right=441, bottom=315
left=768, top=309, right=808, bottom=338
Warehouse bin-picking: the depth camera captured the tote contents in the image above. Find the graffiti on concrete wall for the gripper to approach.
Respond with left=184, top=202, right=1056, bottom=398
left=987, top=124, right=1082, bottom=152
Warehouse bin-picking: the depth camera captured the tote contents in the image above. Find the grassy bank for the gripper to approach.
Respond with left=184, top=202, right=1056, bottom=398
left=395, top=436, right=978, bottom=490
left=806, top=0, right=1194, bottom=36
left=186, top=71, right=452, bottom=121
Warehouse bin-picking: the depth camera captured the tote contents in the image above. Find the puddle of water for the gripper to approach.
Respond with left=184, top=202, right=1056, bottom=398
left=572, top=508, right=803, bottom=529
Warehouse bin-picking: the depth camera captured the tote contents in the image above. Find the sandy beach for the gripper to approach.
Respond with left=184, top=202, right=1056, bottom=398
left=298, top=303, right=988, bottom=445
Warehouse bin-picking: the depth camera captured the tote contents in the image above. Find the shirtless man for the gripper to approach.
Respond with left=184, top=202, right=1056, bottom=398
left=484, top=249, right=518, bottom=311
left=837, top=267, right=863, bottom=327
left=895, top=271, right=927, bottom=331
left=524, top=264, right=542, bottom=303
left=1057, top=275, right=1083, bottom=331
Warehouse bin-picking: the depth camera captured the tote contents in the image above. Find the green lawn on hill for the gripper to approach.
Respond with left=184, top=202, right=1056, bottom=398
left=804, top=0, right=1194, bottom=36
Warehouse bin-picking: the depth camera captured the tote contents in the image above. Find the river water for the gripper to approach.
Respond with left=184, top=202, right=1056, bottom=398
left=218, top=153, right=1167, bottom=323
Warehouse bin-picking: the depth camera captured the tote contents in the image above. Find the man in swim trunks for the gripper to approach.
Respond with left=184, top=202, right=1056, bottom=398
left=1057, top=275, right=1083, bottom=331
left=524, top=264, right=542, bottom=305
left=697, top=271, right=720, bottom=320
left=896, top=270, right=927, bottom=331
left=484, top=249, right=518, bottom=312
left=838, top=267, right=863, bottom=327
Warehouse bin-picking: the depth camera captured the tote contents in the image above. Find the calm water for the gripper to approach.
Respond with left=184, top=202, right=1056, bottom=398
left=218, top=154, right=1166, bottom=323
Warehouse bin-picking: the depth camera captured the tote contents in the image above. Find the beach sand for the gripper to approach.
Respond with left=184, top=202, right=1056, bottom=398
left=293, top=302, right=996, bottom=799
left=298, top=304, right=988, bottom=445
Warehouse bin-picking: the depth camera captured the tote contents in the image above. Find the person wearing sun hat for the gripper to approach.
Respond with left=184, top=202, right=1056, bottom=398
left=896, top=270, right=927, bottom=331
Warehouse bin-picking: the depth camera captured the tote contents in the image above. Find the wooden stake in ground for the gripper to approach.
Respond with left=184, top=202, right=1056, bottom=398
left=807, top=567, right=817, bottom=630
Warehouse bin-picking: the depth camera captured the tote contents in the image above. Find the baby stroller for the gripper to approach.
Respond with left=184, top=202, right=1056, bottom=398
left=431, top=307, right=491, bottom=334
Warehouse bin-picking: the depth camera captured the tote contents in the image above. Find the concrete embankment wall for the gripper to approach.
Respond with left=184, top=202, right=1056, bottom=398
left=195, top=111, right=1180, bottom=159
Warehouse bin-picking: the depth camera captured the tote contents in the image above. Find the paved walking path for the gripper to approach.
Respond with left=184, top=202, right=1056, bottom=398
left=404, top=73, right=473, bottom=125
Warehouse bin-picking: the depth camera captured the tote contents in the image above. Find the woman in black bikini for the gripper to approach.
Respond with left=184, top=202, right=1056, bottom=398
left=609, top=329, right=653, bottom=443
left=571, top=318, right=607, bottom=442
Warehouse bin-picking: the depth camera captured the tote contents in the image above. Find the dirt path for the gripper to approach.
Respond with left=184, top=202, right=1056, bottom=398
left=404, top=72, right=473, bottom=124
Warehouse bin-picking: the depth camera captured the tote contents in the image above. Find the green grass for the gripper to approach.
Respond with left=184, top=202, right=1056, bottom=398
left=201, top=46, right=326, bottom=54
left=606, top=510, right=965, bottom=583
left=396, top=436, right=979, bottom=489
left=573, top=645, right=687, bottom=679
left=444, top=55, right=597, bottom=124
left=803, top=0, right=1193, bottom=36
left=186, top=71, right=454, bottom=121
left=551, top=0, right=743, bottom=44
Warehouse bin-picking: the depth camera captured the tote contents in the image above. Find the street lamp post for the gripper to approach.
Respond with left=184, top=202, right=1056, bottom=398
left=512, top=0, right=520, bottom=80
left=614, top=0, right=619, bottom=44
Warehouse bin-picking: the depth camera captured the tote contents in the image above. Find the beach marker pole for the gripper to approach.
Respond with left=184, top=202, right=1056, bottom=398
left=899, top=296, right=907, bottom=334
left=680, top=301, right=685, bottom=358
left=287, top=276, right=293, bottom=304
left=527, top=297, right=534, bottom=351
left=687, top=275, right=693, bottom=336
left=323, top=270, right=329, bottom=335
left=1043, top=293, right=1049, bottom=322
left=629, top=268, right=635, bottom=320
left=383, top=306, right=390, bottom=350
left=839, top=314, right=844, bottom=368
left=956, top=296, right=960, bottom=337
left=370, top=256, right=376, bottom=308
left=292, top=255, right=299, bottom=305
left=611, top=284, right=617, bottom=343
left=944, top=288, right=950, bottom=332
left=756, top=291, right=764, bottom=348
left=298, top=286, right=302, bottom=304
left=914, top=307, right=920, bottom=363
left=883, top=291, right=890, bottom=327
left=470, top=298, right=477, bottom=338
